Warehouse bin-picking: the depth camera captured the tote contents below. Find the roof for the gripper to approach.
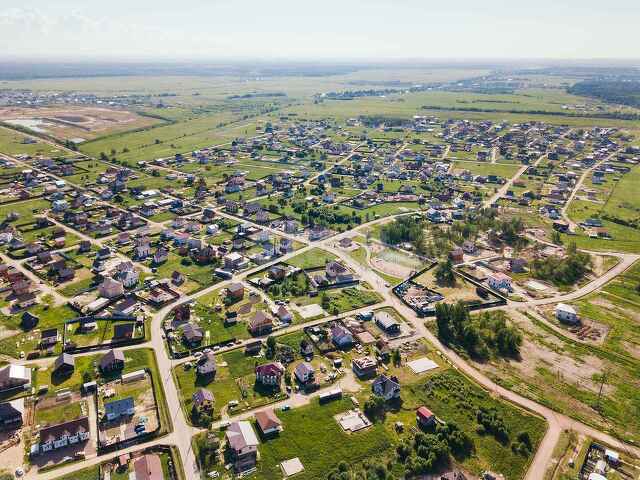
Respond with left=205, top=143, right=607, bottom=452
left=105, top=397, right=134, bottom=416
left=256, top=362, right=284, bottom=377
left=372, top=374, right=400, bottom=396
left=417, top=406, right=434, bottom=419
left=39, top=416, right=90, bottom=443
left=255, top=409, right=282, bottom=432
left=489, top=272, right=511, bottom=282
left=114, top=322, right=135, bottom=338
left=375, top=311, right=399, bottom=329
left=0, top=364, right=30, bottom=383
left=133, top=454, right=163, bottom=480
left=192, top=388, right=214, bottom=405
left=226, top=421, right=259, bottom=452
left=100, top=349, right=125, bottom=369
left=54, top=353, right=74, bottom=370
left=294, top=362, right=314, bottom=377
left=0, top=398, right=24, bottom=420
left=182, top=323, right=204, bottom=341
left=555, top=303, right=576, bottom=315
left=250, top=311, right=272, bottom=328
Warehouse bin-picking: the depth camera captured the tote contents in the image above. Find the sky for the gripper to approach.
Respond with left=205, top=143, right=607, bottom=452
left=0, top=0, right=638, bottom=61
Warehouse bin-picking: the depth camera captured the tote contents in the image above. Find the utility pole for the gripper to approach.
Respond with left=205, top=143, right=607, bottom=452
left=596, top=371, right=608, bottom=413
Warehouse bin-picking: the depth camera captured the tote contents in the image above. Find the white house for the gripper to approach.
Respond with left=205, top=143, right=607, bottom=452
left=372, top=374, right=401, bottom=401
left=555, top=303, right=579, bottom=324
left=294, top=362, right=314, bottom=383
left=487, top=272, right=512, bottom=291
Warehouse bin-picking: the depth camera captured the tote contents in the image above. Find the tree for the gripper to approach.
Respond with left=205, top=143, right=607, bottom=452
left=434, top=259, right=456, bottom=287
left=392, top=349, right=401, bottom=367
left=321, top=292, right=331, bottom=310
left=265, top=336, right=277, bottom=358
left=364, top=395, right=386, bottom=421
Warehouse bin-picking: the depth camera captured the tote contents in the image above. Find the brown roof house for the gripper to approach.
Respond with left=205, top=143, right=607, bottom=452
left=248, top=311, right=273, bottom=337
left=226, top=421, right=259, bottom=472
left=133, top=453, right=163, bottom=480
left=37, top=416, right=90, bottom=453
left=254, top=409, right=282, bottom=436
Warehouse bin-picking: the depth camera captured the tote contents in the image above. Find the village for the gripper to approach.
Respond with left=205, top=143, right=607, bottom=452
left=0, top=104, right=638, bottom=480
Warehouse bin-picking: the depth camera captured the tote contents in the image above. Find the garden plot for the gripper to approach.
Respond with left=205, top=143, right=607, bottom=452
left=98, top=372, right=159, bottom=448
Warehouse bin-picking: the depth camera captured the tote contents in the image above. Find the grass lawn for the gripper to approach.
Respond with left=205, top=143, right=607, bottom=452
left=35, top=400, right=83, bottom=427
left=151, top=251, right=220, bottom=293
left=254, top=397, right=395, bottom=480
left=174, top=348, right=286, bottom=424
left=397, top=370, right=546, bottom=479
left=0, top=198, right=52, bottom=224
left=51, top=464, right=100, bottom=480
left=0, top=303, right=77, bottom=359
left=452, top=161, right=521, bottom=179
left=34, top=348, right=171, bottom=434
left=286, top=248, right=337, bottom=269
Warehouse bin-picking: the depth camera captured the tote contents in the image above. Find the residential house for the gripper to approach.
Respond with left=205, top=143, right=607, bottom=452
left=40, top=328, right=59, bottom=348
left=133, top=454, right=163, bottom=480
left=352, top=356, right=377, bottom=379
left=255, top=362, right=284, bottom=386
left=15, top=292, right=37, bottom=309
left=372, top=374, right=401, bottom=401
left=0, top=365, right=31, bottom=392
left=375, top=311, right=400, bottom=335
left=294, top=362, right=314, bottom=384
left=223, top=252, right=244, bottom=270
left=227, top=282, right=244, bottom=300
left=21, top=311, right=39, bottom=329
left=53, top=353, right=75, bottom=376
left=254, top=409, right=282, bottom=436
left=555, top=303, right=579, bottom=324
left=331, top=324, right=354, bottom=350
left=171, top=271, right=185, bottom=286
left=508, top=258, right=528, bottom=273
left=0, top=398, right=24, bottom=430
left=225, top=421, right=259, bottom=472
left=416, top=406, right=435, bottom=428
left=104, top=397, right=135, bottom=421
left=487, top=272, right=512, bottom=292
left=113, top=262, right=139, bottom=288
left=182, top=324, right=204, bottom=346
left=325, top=261, right=353, bottom=283
left=196, top=351, right=217, bottom=377
left=99, top=277, right=124, bottom=299
left=249, top=311, right=273, bottom=336
left=192, top=388, right=214, bottom=412
left=99, top=349, right=125, bottom=373
left=38, top=416, right=90, bottom=453
left=275, top=305, right=292, bottom=323
left=113, top=322, right=135, bottom=340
